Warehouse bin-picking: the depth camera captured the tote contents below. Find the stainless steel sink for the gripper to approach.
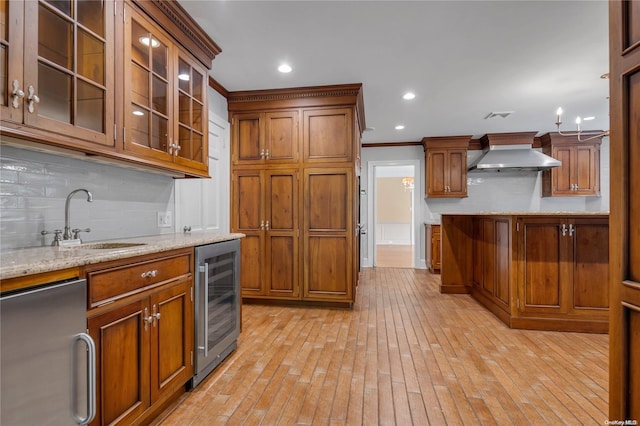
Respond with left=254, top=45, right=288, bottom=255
left=81, top=242, right=146, bottom=249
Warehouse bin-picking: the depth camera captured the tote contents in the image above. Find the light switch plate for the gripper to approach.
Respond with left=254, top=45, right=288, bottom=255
left=157, top=211, right=172, bottom=228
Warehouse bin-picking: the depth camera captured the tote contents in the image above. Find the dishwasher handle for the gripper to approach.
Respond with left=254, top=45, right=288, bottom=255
left=73, top=332, right=96, bottom=425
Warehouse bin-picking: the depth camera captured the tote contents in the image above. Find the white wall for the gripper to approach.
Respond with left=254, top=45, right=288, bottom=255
left=360, top=138, right=610, bottom=268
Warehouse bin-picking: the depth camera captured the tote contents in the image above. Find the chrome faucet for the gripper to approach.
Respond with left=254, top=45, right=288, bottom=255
left=63, top=188, right=93, bottom=242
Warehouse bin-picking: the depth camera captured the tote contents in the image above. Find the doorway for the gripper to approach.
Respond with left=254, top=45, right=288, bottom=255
left=368, top=160, right=419, bottom=268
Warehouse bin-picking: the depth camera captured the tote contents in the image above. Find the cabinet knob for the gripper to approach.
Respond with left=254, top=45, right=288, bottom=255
left=27, top=85, right=40, bottom=113
left=265, top=149, right=270, bottom=159
left=260, top=220, right=265, bottom=230
left=260, top=149, right=265, bottom=159
left=11, top=80, right=24, bottom=109
left=265, top=220, right=270, bottom=231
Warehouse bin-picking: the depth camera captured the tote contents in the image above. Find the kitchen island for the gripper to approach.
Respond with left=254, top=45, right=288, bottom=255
left=441, top=212, right=609, bottom=333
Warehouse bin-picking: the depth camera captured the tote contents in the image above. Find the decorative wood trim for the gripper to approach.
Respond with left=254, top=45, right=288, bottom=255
left=422, top=135, right=472, bottom=150
left=209, top=76, right=229, bottom=99
left=479, top=131, right=538, bottom=148
left=1, top=268, right=81, bottom=293
left=538, top=131, right=604, bottom=147
left=228, top=83, right=363, bottom=103
left=362, top=141, right=422, bottom=148
left=131, top=0, right=222, bottom=68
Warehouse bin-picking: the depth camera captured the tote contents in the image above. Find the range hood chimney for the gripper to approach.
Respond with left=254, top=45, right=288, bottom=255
left=468, top=132, right=561, bottom=172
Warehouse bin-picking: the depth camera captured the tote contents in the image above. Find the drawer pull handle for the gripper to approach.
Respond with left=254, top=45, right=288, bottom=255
left=141, top=270, right=158, bottom=278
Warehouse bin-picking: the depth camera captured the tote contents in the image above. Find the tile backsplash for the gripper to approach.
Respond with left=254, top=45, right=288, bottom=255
left=0, top=144, right=175, bottom=250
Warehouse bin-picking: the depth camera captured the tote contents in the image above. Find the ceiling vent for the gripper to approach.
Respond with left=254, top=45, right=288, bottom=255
left=484, top=111, right=514, bottom=119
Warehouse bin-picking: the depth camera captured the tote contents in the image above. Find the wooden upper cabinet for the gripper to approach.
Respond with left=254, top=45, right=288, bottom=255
left=303, top=108, right=353, bottom=163
left=423, top=136, right=471, bottom=198
left=540, top=132, right=602, bottom=197
left=122, top=4, right=209, bottom=176
left=231, top=110, right=299, bottom=165
left=1, top=0, right=115, bottom=148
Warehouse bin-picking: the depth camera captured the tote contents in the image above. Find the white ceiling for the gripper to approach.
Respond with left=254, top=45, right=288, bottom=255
left=179, top=0, right=609, bottom=144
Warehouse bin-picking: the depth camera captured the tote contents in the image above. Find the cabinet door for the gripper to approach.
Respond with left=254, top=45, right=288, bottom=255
left=551, top=146, right=574, bottom=194
left=0, top=0, right=24, bottom=124
left=149, top=279, right=193, bottom=403
left=123, top=4, right=174, bottom=163
left=303, top=168, right=353, bottom=301
left=494, top=219, right=510, bottom=306
left=571, top=219, right=609, bottom=313
left=232, top=170, right=265, bottom=296
left=173, top=51, right=208, bottom=172
left=481, top=219, right=496, bottom=296
left=22, top=0, right=114, bottom=146
left=574, top=145, right=599, bottom=195
left=426, top=150, right=447, bottom=196
left=265, top=110, right=299, bottom=163
left=446, top=149, right=467, bottom=196
left=431, top=225, right=441, bottom=272
left=518, top=219, right=570, bottom=314
left=88, top=299, right=150, bottom=426
left=265, top=169, right=299, bottom=298
left=303, top=108, right=353, bottom=163
left=232, top=112, right=262, bottom=164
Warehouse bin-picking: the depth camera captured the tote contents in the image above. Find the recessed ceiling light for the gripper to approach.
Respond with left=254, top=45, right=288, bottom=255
left=583, top=116, right=596, bottom=121
left=395, top=125, right=405, bottom=130
left=403, top=92, right=416, bottom=100
left=278, top=64, right=292, bottom=73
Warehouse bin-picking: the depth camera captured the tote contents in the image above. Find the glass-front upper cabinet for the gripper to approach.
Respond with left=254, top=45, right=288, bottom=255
left=1, top=0, right=114, bottom=147
left=174, top=53, right=208, bottom=172
left=122, top=3, right=209, bottom=175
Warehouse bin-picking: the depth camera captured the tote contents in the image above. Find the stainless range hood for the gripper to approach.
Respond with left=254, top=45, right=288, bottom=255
left=468, top=132, right=561, bottom=172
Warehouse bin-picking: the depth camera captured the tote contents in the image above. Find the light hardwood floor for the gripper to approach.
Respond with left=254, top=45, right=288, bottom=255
left=375, top=244, right=414, bottom=268
left=157, top=268, right=608, bottom=425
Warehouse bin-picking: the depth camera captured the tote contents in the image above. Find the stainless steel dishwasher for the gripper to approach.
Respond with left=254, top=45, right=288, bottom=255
left=0, top=278, right=96, bottom=425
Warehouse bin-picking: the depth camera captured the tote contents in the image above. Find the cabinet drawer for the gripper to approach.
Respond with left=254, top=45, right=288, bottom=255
left=87, top=252, right=192, bottom=307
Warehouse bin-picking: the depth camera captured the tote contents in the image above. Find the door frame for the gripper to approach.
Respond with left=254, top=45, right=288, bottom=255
left=367, top=159, right=421, bottom=268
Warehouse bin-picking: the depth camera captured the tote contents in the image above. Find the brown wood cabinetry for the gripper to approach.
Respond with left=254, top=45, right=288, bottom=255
left=540, top=132, right=602, bottom=197
left=1, top=0, right=115, bottom=148
left=232, top=169, right=300, bottom=299
left=609, top=1, right=640, bottom=419
left=422, top=136, right=470, bottom=198
left=86, top=248, right=194, bottom=426
left=232, top=111, right=299, bottom=165
left=517, top=217, right=608, bottom=321
left=441, top=213, right=609, bottom=332
left=1, top=0, right=220, bottom=178
left=229, top=84, right=364, bottom=305
left=425, top=224, right=441, bottom=273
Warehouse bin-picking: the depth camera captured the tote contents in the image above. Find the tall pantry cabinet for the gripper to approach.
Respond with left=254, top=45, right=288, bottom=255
left=230, top=84, right=364, bottom=306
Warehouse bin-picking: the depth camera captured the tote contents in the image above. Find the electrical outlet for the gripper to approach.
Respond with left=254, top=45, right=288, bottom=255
left=157, top=211, right=172, bottom=228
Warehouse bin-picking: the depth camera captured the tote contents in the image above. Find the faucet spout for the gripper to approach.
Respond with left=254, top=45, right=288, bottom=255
left=64, top=189, right=93, bottom=241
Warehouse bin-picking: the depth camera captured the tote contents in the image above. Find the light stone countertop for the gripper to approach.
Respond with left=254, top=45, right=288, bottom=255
left=440, top=211, right=609, bottom=216
left=0, top=231, right=245, bottom=281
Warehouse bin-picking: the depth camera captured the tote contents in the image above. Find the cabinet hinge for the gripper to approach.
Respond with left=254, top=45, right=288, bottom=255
left=113, top=123, right=117, bottom=141
left=517, top=298, right=520, bottom=309
left=516, top=222, right=520, bottom=232
left=123, top=6, right=126, bottom=22
left=123, top=127, right=126, bottom=142
left=190, top=351, right=193, bottom=366
left=190, top=286, right=194, bottom=302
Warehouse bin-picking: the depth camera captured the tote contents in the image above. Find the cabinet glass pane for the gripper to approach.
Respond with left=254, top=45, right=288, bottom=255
left=152, top=75, right=167, bottom=114
left=131, top=63, right=149, bottom=107
left=151, top=41, right=167, bottom=79
left=178, top=92, right=189, bottom=125
left=39, top=4, right=72, bottom=70
left=77, top=0, right=103, bottom=37
left=130, top=103, right=149, bottom=146
left=178, top=58, right=189, bottom=93
left=0, top=0, right=7, bottom=41
left=192, top=69, right=203, bottom=102
left=192, top=100, right=202, bottom=132
left=77, top=80, right=103, bottom=132
left=130, top=20, right=149, bottom=66
left=38, top=63, right=71, bottom=123
left=151, top=113, right=167, bottom=151
left=45, top=0, right=71, bottom=17
left=178, top=125, right=190, bottom=159
left=77, top=29, right=103, bottom=84
left=0, top=45, right=6, bottom=107
left=192, top=132, right=203, bottom=161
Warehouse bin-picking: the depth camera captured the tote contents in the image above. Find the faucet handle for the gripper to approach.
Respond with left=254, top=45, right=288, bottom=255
left=41, top=229, right=63, bottom=246
left=72, top=228, right=91, bottom=240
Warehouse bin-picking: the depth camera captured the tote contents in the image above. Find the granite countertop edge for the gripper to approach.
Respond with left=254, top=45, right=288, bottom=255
left=439, top=211, right=609, bottom=216
left=0, top=231, right=245, bottom=281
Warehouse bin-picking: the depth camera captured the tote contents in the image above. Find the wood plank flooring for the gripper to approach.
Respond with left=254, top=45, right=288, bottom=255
left=375, top=244, right=414, bottom=268
left=156, top=268, right=608, bottom=425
